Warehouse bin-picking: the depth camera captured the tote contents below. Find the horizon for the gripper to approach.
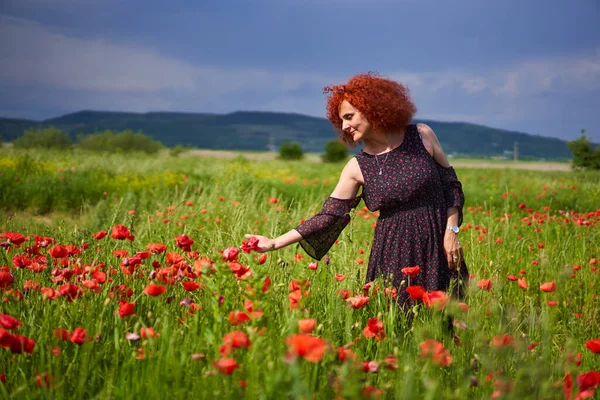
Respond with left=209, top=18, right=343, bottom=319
left=1, top=0, right=599, bottom=141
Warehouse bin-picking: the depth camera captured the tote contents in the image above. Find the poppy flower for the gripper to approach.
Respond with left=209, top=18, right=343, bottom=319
left=212, top=358, right=240, bottom=375
left=334, top=274, right=346, bottom=282
left=222, top=247, right=240, bottom=262
left=577, top=371, right=600, bottom=391
left=540, top=281, right=556, bottom=292
left=12, top=255, right=32, bottom=269
left=146, top=243, right=167, bottom=254
left=0, top=315, right=22, bottom=330
left=346, top=295, right=370, bottom=309
left=338, top=347, right=357, bottom=362
left=110, top=225, right=134, bottom=241
left=491, top=334, right=515, bottom=349
left=241, top=237, right=261, bottom=253
left=547, top=300, right=558, bottom=307
left=518, top=278, right=528, bottom=289
left=338, top=289, right=350, bottom=299
left=262, top=275, right=271, bottom=293
left=228, top=312, right=251, bottom=325
left=307, top=262, right=318, bottom=270
left=175, top=234, right=194, bottom=251
left=0, top=271, right=14, bottom=289
left=166, top=252, right=185, bottom=266
left=401, top=266, right=421, bottom=278
left=361, top=360, right=380, bottom=373
left=298, top=319, right=317, bottom=333
left=228, top=262, right=253, bottom=280
left=506, top=275, right=518, bottom=281
left=144, top=283, right=166, bottom=297
left=478, top=279, right=492, bottom=291
left=53, top=329, right=69, bottom=341
left=423, top=291, right=449, bottom=310
left=118, top=301, right=136, bottom=318
left=48, top=245, right=68, bottom=259
left=58, top=284, right=82, bottom=301
left=92, top=231, right=107, bottom=240
left=420, top=339, right=452, bottom=367
left=0, top=232, right=25, bottom=246
left=140, top=327, right=159, bottom=339
left=41, top=287, right=60, bottom=300
left=362, top=318, right=385, bottom=341
left=286, top=334, right=328, bottom=363
left=585, top=339, right=600, bottom=353
left=257, top=254, right=268, bottom=265
left=181, top=281, right=202, bottom=291
left=69, top=328, right=88, bottom=345
left=406, top=286, right=426, bottom=301
left=220, top=331, right=251, bottom=356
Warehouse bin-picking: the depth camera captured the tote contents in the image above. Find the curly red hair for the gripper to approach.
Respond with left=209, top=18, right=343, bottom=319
left=323, top=72, right=416, bottom=147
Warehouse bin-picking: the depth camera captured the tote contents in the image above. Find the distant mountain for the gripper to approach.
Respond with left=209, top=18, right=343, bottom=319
left=0, top=110, right=574, bottom=159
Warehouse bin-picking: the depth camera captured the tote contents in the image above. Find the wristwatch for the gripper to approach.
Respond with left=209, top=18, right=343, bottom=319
left=446, top=225, right=460, bottom=234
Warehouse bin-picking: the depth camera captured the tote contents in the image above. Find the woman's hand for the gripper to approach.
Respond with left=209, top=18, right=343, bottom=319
left=444, top=231, right=463, bottom=269
left=244, top=234, right=276, bottom=252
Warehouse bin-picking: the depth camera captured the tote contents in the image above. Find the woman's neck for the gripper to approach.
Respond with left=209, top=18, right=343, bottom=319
left=363, top=130, right=406, bottom=155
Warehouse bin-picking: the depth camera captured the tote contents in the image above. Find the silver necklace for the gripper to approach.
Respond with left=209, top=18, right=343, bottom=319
left=375, top=151, right=390, bottom=175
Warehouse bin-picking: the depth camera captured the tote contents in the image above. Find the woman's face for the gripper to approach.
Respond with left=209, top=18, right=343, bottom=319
left=339, top=100, right=373, bottom=143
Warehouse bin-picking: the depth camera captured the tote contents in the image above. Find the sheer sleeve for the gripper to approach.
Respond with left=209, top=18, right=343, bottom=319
left=436, top=164, right=465, bottom=226
left=294, top=196, right=361, bottom=260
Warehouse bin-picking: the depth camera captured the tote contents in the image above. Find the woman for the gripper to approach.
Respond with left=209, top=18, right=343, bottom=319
left=246, top=72, right=468, bottom=304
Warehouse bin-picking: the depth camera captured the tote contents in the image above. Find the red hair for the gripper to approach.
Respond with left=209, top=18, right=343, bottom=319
left=323, top=72, right=416, bottom=147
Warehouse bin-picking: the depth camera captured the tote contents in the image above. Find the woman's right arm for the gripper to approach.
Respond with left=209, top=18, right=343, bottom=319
left=246, top=158, right=362, bottom=253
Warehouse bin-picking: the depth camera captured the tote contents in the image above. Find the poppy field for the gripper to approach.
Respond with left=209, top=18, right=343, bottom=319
left=0, top=149, right=599, bottom=399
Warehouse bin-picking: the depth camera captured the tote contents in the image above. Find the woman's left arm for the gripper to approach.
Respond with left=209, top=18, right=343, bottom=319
left=417, top=123, right=464, bottom=269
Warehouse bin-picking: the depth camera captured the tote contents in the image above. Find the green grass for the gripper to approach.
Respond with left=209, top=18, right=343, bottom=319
left=0, top=149, right=599, bottom=399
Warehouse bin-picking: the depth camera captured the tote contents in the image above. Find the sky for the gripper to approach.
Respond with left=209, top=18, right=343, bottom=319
left=0, top=0, right=599, bottom=141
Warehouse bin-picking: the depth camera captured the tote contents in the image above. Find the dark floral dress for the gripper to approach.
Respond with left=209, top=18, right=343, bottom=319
left=295, top=125, right=469, bottom=304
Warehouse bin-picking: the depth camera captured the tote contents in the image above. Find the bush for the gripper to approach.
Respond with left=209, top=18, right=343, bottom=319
left=321, top=140, right=348, bottom=163
left=77, top=129, right=163, bottom=154
left=278, top=141, right=304, bottom=160
left=568, top=129, right=600, bottom=170
left=169, top=145, right=191, bottom=157
left=13, top=127, right=72, bottom=150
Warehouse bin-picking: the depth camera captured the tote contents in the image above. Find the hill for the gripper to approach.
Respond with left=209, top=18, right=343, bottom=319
left=0, top=110, right=574, bottom=159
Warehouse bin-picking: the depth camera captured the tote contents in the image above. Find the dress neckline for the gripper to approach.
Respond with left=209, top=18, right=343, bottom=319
left=359, top=125, right=411, bottom=158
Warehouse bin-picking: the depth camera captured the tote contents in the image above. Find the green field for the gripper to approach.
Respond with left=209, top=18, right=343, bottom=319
left=0, top=148, right=599, bottom=399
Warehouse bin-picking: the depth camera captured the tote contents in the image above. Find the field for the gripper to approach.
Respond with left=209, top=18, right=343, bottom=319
left=0, top=148, right=599, bottom=399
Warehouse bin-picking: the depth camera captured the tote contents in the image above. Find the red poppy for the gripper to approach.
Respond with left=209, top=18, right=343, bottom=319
left=547, top=300, right=558, bottom=307
left=540, top=281, right=556, bottom=292
left=307, top=262, right=318, bottom=270
left=92, top=231, right=107, bottom=240
left=491, top=334, right=515, bottom=349
left=166, top=252, right=185, bottom=266
left=240, top=237, right=261, bottom=253
left=585, top=339, right=600, bottom=353
left=286, top=334, right=328, bottom=363
left=361, top=360, right=380, bottom=373
left=577, top=371, right=600, bottom=391
left=181, top=281, right=202, bottom=291
left=58, top=284, right=82, bottom=301
left=140, top=327, right=159, bottom=339
left=222, top=247, right=240, bottom=262
left=118, top=301, right=136, bottom=318
left=0, top=232, right=26, bottom=246
left=423, top=291, right=449, bottom=310
left=0, top=315, right=22, bottom=330
left=262, top=275, right=271, bottom=293
left=12, top=255, right=32, bottom=269
left=338, top=347, right=357, bottom=363
left=401, top=266, right=422, bottom=278
left=69, top=328, right=88, bottom=345
left=48, top=245, right=68, bottom=259
left=298, top=319, right=317, bottom=333
left=362, top=318, right=385, bottom=341
left=220, top=331, right=251, bottom=356
left=175, top=234, right=194, bottom=251
left=228, top=311, right=251, bottom=325
left=144, top=283, right=166, bottom=296
left=334, top=274, right=346, bottom=282
left=212, top=358, right=240, bottom=375
left=518, top=278, right=528, bottom=289
left=41, top=287, right=60, bottom=300
left=257, top=254, right=268, bottom=265
left=478, top=279, right=492, bottom=291
left=406, top=286, right=426, bottom=301
left=147, top=243, right=167, bottom=254
left=53, top=329, right=69, bottom=341
left=420, top=339, right=452, bottom=367
left=507, top=275, right=518, bottom=281
left=0, top=330, right=36, bottom=353
left=346, top=295, right=370, bottom=309
left=0, top=271, right=14, bottom=289
left=110, top=225, right=134, bottom=241
left=228, top=262, right=253, bottom=280
left=112, top=249, right=129, bottom=258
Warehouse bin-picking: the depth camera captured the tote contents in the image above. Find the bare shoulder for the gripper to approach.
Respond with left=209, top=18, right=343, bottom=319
left=341, top=157, right=362, bottom=183
left=330, top=157, right=363, bottom=199
left=416, top=123, right=451, bottom=167
left=416, top=123, right=436, bottom=156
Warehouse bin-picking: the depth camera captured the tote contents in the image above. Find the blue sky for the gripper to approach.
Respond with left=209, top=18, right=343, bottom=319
left=1, top=0, right=599, bottom=141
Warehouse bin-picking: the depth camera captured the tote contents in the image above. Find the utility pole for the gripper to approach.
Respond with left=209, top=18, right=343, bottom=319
left=513, top=141, right=518, bottom=161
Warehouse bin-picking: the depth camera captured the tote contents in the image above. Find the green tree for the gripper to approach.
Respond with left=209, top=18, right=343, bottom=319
left=278, top=141, right=304, bottom=160
left=568, top=129, right=600, bottom=170
left=77, top=129, right=163, bottom=154
left=13, top=127, right=72, bottom=149
left=321, top=140, right=348, bottom=163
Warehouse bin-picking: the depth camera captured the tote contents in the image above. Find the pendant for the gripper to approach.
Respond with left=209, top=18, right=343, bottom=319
left=378, top=170, right=382, bottom=175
